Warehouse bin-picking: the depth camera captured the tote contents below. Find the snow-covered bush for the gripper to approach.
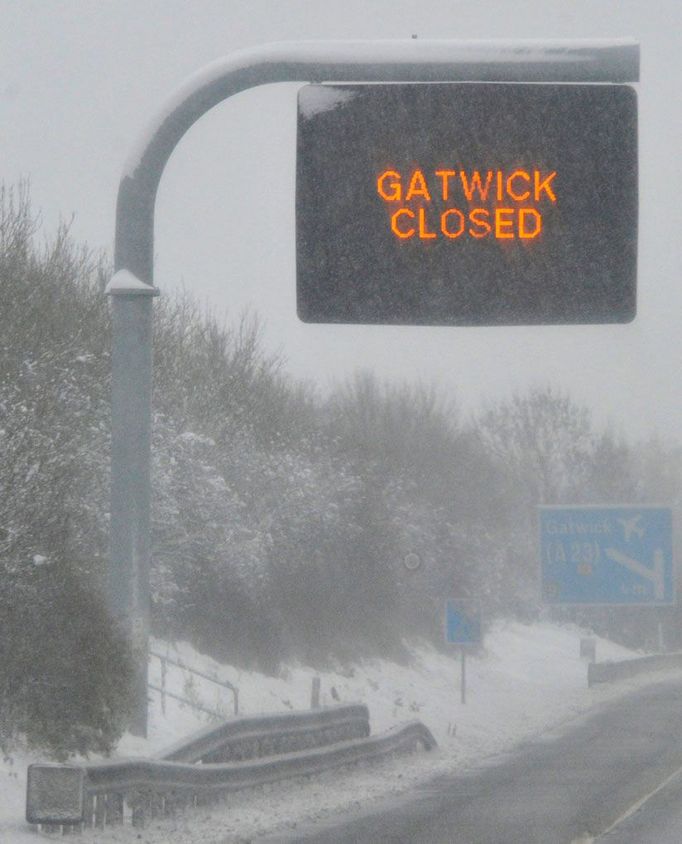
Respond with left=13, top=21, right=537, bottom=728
left=0, top=184, right=133, bottom=757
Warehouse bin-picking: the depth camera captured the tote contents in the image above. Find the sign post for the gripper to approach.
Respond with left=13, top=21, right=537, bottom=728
left=445, top=601, right=481, bottom=705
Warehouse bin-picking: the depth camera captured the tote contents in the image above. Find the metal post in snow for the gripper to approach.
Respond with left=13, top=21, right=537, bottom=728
left=108, top=276, right=155, bottom=737
left=107, top=38, right=639, bottom=736
left=161, top=656, right=167, bottom=716
left=311, top=676, right=321, bottom=709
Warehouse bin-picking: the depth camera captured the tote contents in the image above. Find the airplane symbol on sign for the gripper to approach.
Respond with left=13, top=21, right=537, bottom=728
left=617, top=514, right=645, bottom=542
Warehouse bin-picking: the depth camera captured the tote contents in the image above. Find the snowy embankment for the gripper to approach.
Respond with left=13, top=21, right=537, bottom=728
left=3, top=620, right=680, bottom=843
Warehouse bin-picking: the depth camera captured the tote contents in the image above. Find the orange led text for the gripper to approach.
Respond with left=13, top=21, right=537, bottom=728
left=376, top=168, right=556, bottom=241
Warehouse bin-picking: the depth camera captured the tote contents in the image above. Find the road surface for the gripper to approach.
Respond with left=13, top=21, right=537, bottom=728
left=600, top=766, right=682, bottom=843
left=258, top=677, right=682, bottom=844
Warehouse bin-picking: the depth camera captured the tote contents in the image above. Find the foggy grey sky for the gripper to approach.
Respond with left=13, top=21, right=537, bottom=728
left=0, top=0, right=680, bottom=441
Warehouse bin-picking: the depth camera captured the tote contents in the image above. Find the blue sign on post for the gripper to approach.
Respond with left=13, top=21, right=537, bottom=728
left=540, top=506, right=674, bottom=605
left=445, top=602, right=481, bottom=644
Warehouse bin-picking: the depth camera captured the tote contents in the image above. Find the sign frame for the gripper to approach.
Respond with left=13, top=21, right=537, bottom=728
left=296, top=80, right=638, bottom=327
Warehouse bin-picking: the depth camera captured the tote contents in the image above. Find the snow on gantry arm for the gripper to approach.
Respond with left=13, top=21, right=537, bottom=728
left=122, top=38, right=639, bottom=180
left=114, top=37, right=639, bottom=289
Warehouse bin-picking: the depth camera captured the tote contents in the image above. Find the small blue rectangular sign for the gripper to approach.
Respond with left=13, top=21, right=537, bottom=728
left=540, top=506, right=674, bottom=605
left=445, top=602, right=481, bottom=644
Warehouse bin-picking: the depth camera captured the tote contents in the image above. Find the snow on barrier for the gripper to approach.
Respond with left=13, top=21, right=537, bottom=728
left=154, top=702, right=370, bottom=763
left=26, top=704, right=436, bottom=833
left=587, top=652, right=682, bottom=687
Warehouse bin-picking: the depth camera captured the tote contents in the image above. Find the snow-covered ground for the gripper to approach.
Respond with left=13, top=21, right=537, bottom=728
left=3, top=620, right=681, bottom=843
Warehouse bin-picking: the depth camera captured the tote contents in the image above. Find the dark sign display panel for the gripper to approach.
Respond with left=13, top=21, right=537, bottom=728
left=296, top=83, right=638, bottom=326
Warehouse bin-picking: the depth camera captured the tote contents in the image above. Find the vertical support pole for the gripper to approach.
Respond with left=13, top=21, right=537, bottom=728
left=131, top=793, right=147, bottom=829
left=311, top=676, right=321, bottom=709
left=62, top=822, right=80, bottom=835
left=82, top=793, right=94, bottom=828
left=233, top=687, right=239, bottom=716
left=161, top=657, right=167, bottom=716
left=657, top=620, right=665, bottom=652
left=150, top=792, right=163, bottom=819
left=94, top=795, right=105, bottom=829
left=106, top=793, right=123, bottom=826
left=460, top=648, right=467, bottom=705
left=580, top=637, right=597, bottom=663
left=108, top=288, right=155, bottom=737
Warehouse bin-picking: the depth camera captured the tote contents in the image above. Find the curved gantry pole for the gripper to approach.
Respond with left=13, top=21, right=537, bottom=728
left=110, top=38, right=638, bottom=287
left=105, top=39, right=639, bottom=734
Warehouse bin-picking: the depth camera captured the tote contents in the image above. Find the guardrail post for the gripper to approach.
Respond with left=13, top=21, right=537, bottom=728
left=106, top=792, right=123, bottom=825
left=580, top=637, right=597, bottom=663
left=150, top=792, right=164, bottom=819
left=82, top=793, right=94, bottom=828
left=94, top=794, right=105, bottom=829
left=42, top=823, right=61, bottom=834
left=658, top=620, right=666, bottom=651
left=311, top=676, right=321, bottom=709
left=131, top=791, right=148, bottom=828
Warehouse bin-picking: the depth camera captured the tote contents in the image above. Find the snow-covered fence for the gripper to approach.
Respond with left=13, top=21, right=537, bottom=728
left=27, top=704, right=436, bottom=833
left=149, top=649, right=239, bottom=717
left=587, top=652, right=682, bottom=686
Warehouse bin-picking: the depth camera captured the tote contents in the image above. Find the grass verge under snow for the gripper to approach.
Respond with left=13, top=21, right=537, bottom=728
left=3, top=620, right=679, bottom=843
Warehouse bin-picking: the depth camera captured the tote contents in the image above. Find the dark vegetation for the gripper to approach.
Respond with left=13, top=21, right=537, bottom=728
left=0, top=184, right=680, bottom=757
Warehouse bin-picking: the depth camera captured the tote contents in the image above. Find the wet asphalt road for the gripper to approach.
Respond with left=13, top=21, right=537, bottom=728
left=600, top=766, right=682, bottom=843
left=259, top=677, right=682, bottom=844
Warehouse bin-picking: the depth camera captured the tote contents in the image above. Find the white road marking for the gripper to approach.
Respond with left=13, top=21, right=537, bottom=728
left=596, top=762, right=682, bottom=839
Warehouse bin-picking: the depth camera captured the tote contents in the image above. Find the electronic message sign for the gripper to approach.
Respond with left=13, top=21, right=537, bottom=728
left=296, top=83, right=638, bottom=326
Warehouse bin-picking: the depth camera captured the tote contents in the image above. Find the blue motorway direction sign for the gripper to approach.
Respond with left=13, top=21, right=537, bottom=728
left=540, top=507, right=674, bottom=605
left=445, top=602, right=482, bottom=644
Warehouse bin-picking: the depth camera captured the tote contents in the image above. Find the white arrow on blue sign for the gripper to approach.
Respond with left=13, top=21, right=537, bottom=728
left=540, top=506, right=674, bottom=605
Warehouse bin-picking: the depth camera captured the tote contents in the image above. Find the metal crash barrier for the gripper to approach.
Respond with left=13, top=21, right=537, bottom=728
left=26, top=704, right=436, bottom=832
left=588, top=652, right=682, bottom=687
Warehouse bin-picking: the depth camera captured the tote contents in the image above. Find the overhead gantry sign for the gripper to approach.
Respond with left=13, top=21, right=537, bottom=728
left=107, top=39, right=639, bottom=735
left=296, top=82, right=638, bottom=325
